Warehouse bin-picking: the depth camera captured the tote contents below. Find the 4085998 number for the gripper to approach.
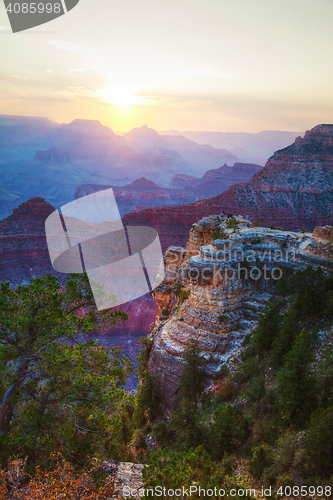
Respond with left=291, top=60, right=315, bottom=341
left=5, top=3, right=62, bottom=14
left=277, top=485, right=332, bottom=497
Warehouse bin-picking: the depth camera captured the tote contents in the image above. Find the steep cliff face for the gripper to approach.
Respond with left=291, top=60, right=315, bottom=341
left=123, top=125, right=333, bottom=250
left=0, top=197, right=55, bottom=284
left=0, top=198, right=157, bottom=342
left=147, top=214, right=333, bottom=410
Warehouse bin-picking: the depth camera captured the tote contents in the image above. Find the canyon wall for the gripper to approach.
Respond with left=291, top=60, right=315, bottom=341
left=0, top=197, right=156, bottom=343
left=123, top=125, right=333, bottom=250
left=147, top=213, right=333, bottom=410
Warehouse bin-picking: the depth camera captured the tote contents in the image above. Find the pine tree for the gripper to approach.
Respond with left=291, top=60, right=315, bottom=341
left=277, top=329, right=318, bottom=426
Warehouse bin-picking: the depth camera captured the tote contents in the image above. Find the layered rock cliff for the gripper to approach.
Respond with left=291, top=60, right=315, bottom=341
left=0, top=197, right=56, bottom=284
left=123, top=125, right=333, bottom=250
left=0, top=198, right=156, bottom=345
left=147, top=214, right=333, bottom=410
left=74, top=177, right=198, bottom=216
left=74, top=162, right=262, bottom=217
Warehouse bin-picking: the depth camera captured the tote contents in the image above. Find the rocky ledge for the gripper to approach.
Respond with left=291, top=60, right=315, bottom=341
left=147, top=214, right=333, bottom=410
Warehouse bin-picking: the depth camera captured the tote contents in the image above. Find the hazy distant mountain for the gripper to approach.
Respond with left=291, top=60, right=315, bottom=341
left=0, top=117, right=242, bottom=215
left=0, top=114, right=297, bottom=219
left=160, top=129, right=302, bottom=165
left=124, top=125, right=239, bottom=175
left=170, top=162, right=263, bottom=199
left=123, top=125, right=333, bottom=251
left=123, top=124, right=172, bottom=150
left=74, top=176, right=198, bottom=216
left=74, top=162, right=262, bottom=216
left=0, top=114, right=59, bottom=165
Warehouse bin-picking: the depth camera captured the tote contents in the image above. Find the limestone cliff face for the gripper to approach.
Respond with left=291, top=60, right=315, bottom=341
left=123, top=125, right=333, bottom=250
left=147, top=214, right=333, bottom=410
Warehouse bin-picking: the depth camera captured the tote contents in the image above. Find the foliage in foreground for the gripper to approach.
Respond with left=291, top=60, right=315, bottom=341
left=2, top=265, right=333, bottom=493
left=0, top=274, right=132, bottom=468
left=137, top=266, right=333, bottom=489
left=0, top=452, right=113, bottom=499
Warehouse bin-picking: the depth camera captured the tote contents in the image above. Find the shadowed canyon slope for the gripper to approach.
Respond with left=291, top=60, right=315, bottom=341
left=123, top=125, right=333, bottom=250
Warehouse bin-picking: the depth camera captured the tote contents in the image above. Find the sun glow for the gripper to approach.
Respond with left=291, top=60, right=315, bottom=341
left=98, top=86, right=146, bottom=107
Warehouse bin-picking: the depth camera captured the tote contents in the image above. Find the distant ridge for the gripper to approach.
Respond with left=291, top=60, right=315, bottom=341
left=122, top=125, right=333, bottom=250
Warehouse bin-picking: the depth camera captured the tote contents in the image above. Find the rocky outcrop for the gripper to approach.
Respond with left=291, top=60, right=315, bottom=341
left=0, top=197, right=56, bottom=283
left=147, top=214, right=333, bottom=410
left=191, top=162, right=263, bottom=198
left=169, top=162, right=263, bottom=198
left=0, top=198, right=157, bottom=348
left=123, top=125, right=333, bottom=250
left=105, top=462, right=143, bottom=500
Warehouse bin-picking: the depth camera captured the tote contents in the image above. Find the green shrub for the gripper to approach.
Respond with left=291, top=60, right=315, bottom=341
left=212, top=231, right=228, bottom=240
left=225, top=219, right=239, bottom=229
left=211, top=404, right=246, bottom=459
left=217, top=314, right=229, bottom=323
left=180, top=290, right=190, bottom=304
left=252, top=296, right=283, bottom=354
left=250, top=238, right=261, bottom=245
left=276, top=329, right=318, bottom=426
left=249, top=444, right=273, bottom=479
left=173, top=281, right=183, bottom=297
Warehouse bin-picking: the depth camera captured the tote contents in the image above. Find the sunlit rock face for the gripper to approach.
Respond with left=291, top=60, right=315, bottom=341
left=148, top=214, right=333, bottom=410
left=123, top=125, right=333, bottom=250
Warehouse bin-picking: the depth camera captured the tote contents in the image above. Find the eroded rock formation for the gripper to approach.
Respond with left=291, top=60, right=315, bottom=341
left=123, top=125, right=333, bottom=250
left=0, top=197, right=156, bottom=346
left=0, top=197, right=56, bottom=284
left=147, top=214, right=333, bottom=410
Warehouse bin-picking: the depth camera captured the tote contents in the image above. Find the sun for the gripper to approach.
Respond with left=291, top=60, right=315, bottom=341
left=98, top=86, right=144, bottom=107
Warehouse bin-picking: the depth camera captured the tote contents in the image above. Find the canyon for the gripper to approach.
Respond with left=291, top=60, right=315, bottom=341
left=123, top=125, right=333, bottom=250
left=0, top=197, right=157, bottom=366
left=1, top=124, right=333, bottom=391
left=74, top=162, right=262, bottom=216
left=147, top=213, right=333, bottom=409
left=0, top=116, right=246, bottom=218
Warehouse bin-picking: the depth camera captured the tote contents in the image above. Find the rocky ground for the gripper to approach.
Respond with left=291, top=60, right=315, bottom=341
left=147, top=213, right=333, bottom=410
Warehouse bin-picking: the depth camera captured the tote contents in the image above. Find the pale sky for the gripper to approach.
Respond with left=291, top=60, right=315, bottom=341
left=0, top=0, right=333, bottom=132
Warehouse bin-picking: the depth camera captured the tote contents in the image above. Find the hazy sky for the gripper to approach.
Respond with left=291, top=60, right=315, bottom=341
left=0, top=0, right=333, bottom=132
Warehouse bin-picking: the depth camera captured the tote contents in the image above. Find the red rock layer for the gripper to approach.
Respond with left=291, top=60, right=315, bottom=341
left=0, top=197, right=55, bottom=282
left=0, top=197, right=156, bottom=339
left=123, top=125, right=333, bottom=250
